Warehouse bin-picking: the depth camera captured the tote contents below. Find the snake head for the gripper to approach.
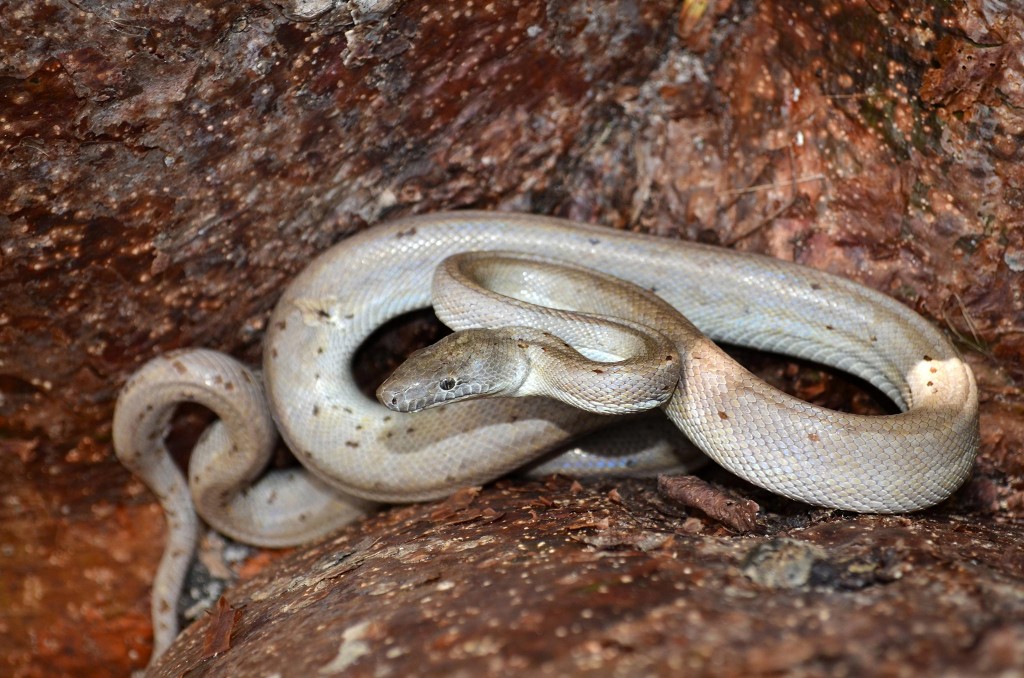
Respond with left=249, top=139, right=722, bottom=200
left=376, top=328, right=530, bottom=412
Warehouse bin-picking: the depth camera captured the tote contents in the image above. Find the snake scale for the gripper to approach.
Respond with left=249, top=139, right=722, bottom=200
left=113, top=211, right=979, bottom=663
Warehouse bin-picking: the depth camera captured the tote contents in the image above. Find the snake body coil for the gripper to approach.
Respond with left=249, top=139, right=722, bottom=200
left=113, top=211, right=979, bottom=663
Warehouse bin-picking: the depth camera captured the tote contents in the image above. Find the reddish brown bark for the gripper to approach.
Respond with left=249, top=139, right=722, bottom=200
left=1, top=0, right=1022, bottom=674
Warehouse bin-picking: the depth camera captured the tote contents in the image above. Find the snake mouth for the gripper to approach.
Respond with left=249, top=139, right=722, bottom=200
left=378, top=389, right=418, bottom=413
left=387, top=395, right=432, bottom=413
left=382, top=394, right=450, bottom=413
left=378, top=383, right=487, bottom=413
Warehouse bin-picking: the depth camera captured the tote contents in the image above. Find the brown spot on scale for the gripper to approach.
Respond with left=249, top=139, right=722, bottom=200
left=718, top=411, right=729, bottom=420
left=666, top=355, right=674, bottom=361
left=930, top=367, right=937, bottom=373
left=593, top=368, right=605, bottom=374
left=271, top=348, right=279, bottom=358
left=276, top=320, right=287, bottom=330
left=923, top=354, right=933, bottom=361
left=406, top=427, right=416, bottom=434
left=225, top=382, right=234, bottom=391
left=811, top=283, right=821, bottom=290
left=172, top=360, right=187, bottom=374
left=927, top=381, right=933, bottom=387
left=808, top=433, right=820, bottom=442
left=313, top=405, right=320, bottom=416
left=345, top=441, right=359, bottom=448
left=517, top=342, right=528, bottom=349
left=317, top=346, right=325, bottom=354
left=825, top=325, right=834, bottom=331
left=396, top=227, right=417, bottom=238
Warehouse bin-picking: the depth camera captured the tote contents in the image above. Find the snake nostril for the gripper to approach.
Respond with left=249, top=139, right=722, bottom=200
left=391, top=396, right=397, bottom=405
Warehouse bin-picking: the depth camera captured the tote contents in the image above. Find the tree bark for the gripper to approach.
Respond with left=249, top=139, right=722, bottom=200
left=1, top=0, right=1022, bottom=674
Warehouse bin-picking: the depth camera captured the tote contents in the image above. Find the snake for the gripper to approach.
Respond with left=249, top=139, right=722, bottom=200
left=112, top=211, right=979, bottom=664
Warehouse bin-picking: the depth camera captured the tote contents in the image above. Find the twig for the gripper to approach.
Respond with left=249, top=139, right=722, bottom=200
left=717, top=173, right=827, bottom=197
left=658, top=475, right=759, bottom=532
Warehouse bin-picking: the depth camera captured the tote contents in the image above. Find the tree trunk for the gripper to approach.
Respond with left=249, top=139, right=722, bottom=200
left=1, top=0, right=1022, bottom=674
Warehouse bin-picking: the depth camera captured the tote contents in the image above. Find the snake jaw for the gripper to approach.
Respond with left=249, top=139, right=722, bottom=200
left=376, top=376, right=469, bottom=413
left=375, top=328, right=530, bottom=413
left=375, top=369, right=491, bottom=412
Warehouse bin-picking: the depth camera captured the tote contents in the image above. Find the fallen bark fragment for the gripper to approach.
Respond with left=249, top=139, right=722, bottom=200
left=200, top=596, right=243, bottom=660
left=658, top=474, right=761, bottom=532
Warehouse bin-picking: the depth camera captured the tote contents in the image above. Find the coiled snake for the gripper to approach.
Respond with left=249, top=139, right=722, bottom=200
left=112, top=211, right=979, bottom=662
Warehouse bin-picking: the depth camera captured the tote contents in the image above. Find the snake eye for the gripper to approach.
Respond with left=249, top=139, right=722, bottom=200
left=439, top=377, right=457, bottom=391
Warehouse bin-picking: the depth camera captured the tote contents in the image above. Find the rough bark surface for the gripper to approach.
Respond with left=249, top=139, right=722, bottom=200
left=1, top=0, right=1022, bottom=675
left=152, top=477, right=1024, bottom=677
